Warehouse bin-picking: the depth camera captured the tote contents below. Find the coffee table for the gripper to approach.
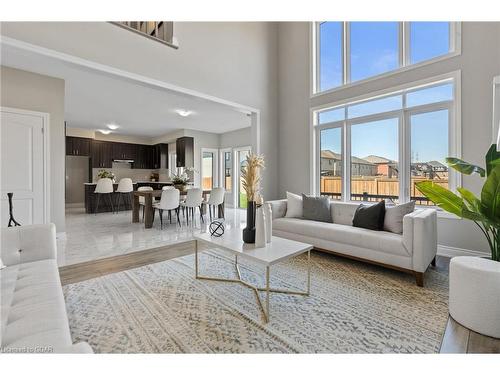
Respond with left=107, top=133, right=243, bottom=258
left=193, top=229, right=313, bottom=323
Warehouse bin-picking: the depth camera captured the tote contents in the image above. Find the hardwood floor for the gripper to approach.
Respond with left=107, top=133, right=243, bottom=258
left=59, top=240, right=196, bottom=285
left=440, top=317, right=500, bottom=353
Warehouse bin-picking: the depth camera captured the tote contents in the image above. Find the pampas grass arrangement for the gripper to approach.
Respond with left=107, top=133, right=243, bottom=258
left=241, top=153, right=265, bottom=202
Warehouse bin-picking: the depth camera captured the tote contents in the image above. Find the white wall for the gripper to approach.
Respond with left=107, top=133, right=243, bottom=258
left=278, top=22, right=500, bottom=254
left=1, top=22, right=279, bottom=201
left=220, top=127, right=252, bottom=149
left=0, top=66, right=66, bottom=232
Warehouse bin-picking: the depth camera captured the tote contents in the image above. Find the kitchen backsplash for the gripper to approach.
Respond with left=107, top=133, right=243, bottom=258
left=92, top=163, right=171, bottom=182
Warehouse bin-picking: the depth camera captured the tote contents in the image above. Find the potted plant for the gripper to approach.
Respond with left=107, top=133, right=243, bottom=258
left=416, top=144, right=500, bottom=337
left=97, top=170, right=115, bottom=183
left=171, top=167, right=194, bottom=192
left=241, top=153, right=265, bottom=243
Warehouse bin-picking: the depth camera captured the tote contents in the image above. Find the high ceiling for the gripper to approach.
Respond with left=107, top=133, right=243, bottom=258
left=1, top=43, right=251, bottom=137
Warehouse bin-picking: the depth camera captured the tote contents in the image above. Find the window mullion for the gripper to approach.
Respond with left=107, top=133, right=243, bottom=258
left=403, top=22, right=410, bottom=67
left=344, top=22, right=350, bottom=85
left=343, top=120, right=350, bottom=202
left=399, top=22, right=404, bottom=68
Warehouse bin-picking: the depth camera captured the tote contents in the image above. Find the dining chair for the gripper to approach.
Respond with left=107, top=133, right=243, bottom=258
left=180, top=188, right=203, bottom=225
left=206, top=187, right=225, bottom=220
left=94, top=178, right=114, bottom=214
left=137, top=186, right=153, bottom=221
left=115, top=178, right=133, bottom=213
left=153, top=188, right=181, bottom=229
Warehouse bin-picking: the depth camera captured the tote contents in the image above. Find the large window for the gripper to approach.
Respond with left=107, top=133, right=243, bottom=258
left=350, top=118, right=399, bottom=203
left=315, top=22, right=458, bottom=93
left=315, top=76, right=458, bottom=207
left=320, top=127, right=343, bottom=200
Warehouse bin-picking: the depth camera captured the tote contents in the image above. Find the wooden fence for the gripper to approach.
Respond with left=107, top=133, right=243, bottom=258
left=320, top=176, right=448, bottom=205
left=202, top=176, right=232, bottom=190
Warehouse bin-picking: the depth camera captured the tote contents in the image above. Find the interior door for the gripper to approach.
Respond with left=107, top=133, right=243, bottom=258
left=1, top=108, right=46, bottom=226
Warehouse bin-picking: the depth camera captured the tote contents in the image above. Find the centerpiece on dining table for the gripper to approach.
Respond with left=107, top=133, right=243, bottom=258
left=241, top=153, right=265, bottom=243
left=171, top=167, right=195, bottom=192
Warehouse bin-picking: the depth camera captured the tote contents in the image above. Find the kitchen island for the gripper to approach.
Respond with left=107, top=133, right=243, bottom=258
left=84, top=182, right=138, bottom=213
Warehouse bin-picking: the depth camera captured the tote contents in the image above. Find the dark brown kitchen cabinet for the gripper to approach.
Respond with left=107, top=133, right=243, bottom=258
left=133, top=145, right=153, bottom=169
left=176, top=137, right=194, bottom=168
left=112, top=142, right=136, bottom=161
left=66, top=136, right=91, bottom=156
left=91, top=140, right=113, bottom=168
left=151, top=143, right=168, bottom=169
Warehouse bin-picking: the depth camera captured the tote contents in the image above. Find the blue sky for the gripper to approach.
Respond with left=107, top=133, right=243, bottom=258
left=321, top=110, right=449, bottom=163
left=319, top=22, right=451, bottom=163
left=320, top=21, right=450, bottom=90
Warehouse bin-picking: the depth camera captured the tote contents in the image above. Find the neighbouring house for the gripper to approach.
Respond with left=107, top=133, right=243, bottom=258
left=362, top=155, right=399, bottom=178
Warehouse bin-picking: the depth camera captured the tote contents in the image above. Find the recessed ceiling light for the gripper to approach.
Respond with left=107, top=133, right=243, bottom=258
left=107, top=123, right=119, bottom=130
left=176, top=109, right=192, bottom=117
left=98, top=129, right=112, bottom=135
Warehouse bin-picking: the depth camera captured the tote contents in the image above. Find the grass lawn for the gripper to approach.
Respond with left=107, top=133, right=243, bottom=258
left=239, top=193, right=248, bottom=209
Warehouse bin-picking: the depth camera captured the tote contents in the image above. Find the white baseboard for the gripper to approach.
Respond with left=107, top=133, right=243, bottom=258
left=437, top=244, right=488, bottom=258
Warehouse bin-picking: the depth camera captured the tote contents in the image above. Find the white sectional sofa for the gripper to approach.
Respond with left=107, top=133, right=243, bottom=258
left=268, top=200, right=437, bottom=286
left=1, top=224, right=92, bottom=353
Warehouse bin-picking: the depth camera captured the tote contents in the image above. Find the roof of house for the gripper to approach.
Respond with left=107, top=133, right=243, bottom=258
left=427, top=160, right=447, bottom=169
left=362, top=155, right=396, bottom=164
left=321, top=150, right=373, bottom=165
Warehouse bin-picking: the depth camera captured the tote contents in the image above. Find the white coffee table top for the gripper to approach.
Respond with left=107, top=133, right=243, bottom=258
left=194, top=228, right=313, bottom=266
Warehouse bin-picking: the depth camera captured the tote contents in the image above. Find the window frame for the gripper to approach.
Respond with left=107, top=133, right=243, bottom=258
left=311, top=22, right=461, bottom=97
left=311, top=71, right=462, bottom=217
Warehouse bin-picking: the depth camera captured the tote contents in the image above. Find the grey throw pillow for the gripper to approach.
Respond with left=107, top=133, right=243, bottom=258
left=384, top=201, right=415, bottom=234
left=302, top=194, right=332, bottom=223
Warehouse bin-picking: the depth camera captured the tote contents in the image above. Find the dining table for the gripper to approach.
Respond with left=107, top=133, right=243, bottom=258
left=132, top=189, right=224, bottom=228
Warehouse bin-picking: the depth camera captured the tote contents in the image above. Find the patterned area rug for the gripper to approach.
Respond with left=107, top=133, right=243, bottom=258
left=63, top=249, right=449, bottom=353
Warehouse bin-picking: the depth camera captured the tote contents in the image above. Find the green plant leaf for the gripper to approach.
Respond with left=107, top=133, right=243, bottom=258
left=457, top=187, right=481, bottom=212
left=416, top=181, right=464, bottom=217
left=485, top=144, right=500, bottom=176
left=480, top=165, right=500, bottom=224
left=461, top=208, right=486, bottom=222
left=446, top=157, right=485, bottom=177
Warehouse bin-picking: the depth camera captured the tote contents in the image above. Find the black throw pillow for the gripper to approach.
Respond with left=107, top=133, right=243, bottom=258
left=352, top=200, right=386, bottom=231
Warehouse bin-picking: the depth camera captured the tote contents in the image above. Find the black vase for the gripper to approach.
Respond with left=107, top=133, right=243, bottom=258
left=242, top=201, right=256, bottom=243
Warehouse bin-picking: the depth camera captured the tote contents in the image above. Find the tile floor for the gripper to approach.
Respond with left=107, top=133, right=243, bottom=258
left=57, top=206, right=246, bottom=266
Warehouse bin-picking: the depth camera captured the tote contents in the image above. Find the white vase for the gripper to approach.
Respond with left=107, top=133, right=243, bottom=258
left=449, top=256, right=500, bottom=338
left=255, top=206, right=266, bottom=248
left=264, top=203, right=272, bottom=243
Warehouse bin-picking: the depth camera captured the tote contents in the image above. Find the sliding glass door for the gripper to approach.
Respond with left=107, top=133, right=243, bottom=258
left=235, top=146, right=251, bottom=209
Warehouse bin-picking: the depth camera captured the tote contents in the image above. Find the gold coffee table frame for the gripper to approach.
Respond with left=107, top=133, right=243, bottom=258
left=194, top=240, right=311, bottom=323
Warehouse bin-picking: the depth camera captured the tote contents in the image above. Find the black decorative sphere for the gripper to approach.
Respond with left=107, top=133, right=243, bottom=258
left=209, top=220, right=225, bottom=237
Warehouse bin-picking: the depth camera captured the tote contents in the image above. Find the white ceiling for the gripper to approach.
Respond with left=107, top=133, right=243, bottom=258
left=1, top=44, right=251, bottom=137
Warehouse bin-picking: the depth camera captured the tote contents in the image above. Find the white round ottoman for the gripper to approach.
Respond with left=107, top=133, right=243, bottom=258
left=449, top=256, right=500, bottom=338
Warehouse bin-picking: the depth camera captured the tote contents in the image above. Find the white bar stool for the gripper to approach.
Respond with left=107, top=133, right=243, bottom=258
left=116, top=178, right=134, bottom=212
left=94, top=178, right=114, bottom=214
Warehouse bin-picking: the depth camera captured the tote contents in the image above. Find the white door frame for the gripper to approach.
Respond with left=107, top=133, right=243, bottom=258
left=1, top=106, right=50, bottom=224
left=233, top=146, right=252, bottom=209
